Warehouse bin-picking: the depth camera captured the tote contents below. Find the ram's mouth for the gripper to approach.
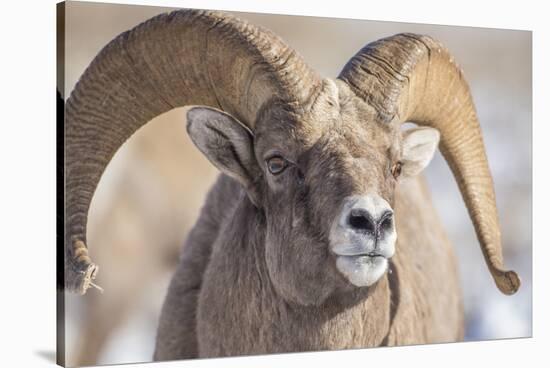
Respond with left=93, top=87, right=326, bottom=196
left=333, top=251, right=390, bottom=287
left=330, top=245, right=391, bottom=259
left=333, top=250, right=386, bottom=259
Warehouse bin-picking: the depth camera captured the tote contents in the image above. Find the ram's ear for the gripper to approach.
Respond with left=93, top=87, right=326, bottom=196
left=187, top=106, right=261, bottom=204
left=400, top=127, right=440, bottom=177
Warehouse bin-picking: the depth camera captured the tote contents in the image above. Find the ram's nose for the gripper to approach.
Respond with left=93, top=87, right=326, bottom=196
left=330, top=194, right=397, bottom=287
left=330, top=194, right=396, bottom=258
left=347, top=207, right=394, bottom=238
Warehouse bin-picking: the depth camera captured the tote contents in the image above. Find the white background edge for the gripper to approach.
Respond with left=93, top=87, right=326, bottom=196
left=0, top=0, right=545, bottom=367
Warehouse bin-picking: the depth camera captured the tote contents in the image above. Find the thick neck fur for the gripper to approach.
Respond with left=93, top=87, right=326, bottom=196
left=196, top=186, right=391, bottom=357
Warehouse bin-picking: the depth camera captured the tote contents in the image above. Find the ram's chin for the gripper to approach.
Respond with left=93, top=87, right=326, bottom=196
left=335, top=256, right=388, bottom=287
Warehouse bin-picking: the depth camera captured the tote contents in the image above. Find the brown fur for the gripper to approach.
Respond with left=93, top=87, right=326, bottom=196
left=153, top=79, right=463, bottom=359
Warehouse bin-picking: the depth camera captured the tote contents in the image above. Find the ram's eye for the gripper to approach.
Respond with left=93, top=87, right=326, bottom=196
left=266, top=156, right=288, bottom=175
left=391, top=161, right=402, bottom=179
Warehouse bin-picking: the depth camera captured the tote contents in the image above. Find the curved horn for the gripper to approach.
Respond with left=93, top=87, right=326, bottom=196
left=338, top=33, right=520, bottom=295
left=65, top=9, right=321, bottom=294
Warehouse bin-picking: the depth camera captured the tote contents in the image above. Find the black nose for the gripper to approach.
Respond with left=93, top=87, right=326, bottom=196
left=348, top=208, right=375, bottom=233
left=347, top=209, right=393, bottom=235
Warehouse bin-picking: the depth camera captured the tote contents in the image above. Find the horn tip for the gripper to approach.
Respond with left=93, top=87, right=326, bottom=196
left=495, top=269, right=521, bottom=295
left=68, top=240, right=100, bottom=295
left=77, top=262, right=100, bottom=295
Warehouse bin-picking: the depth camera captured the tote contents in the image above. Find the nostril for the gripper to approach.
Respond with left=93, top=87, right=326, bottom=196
left=379, top=211, right=393, bottom=231
left=348, top=209, right=375, bottom=233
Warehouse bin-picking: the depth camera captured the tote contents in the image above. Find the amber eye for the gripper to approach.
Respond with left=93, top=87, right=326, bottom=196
left=391, top=161, right=402, bottom=179
left=266, top=155, right=288, bottom=175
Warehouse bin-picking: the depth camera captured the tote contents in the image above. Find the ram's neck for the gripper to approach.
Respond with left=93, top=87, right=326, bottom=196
left=198, top=184, right=392, bottom=356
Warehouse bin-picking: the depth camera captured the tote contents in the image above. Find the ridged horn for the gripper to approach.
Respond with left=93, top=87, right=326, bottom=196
left=64, top=9, right=321, bottom=294
left=338, top=33, right=520, bottom=295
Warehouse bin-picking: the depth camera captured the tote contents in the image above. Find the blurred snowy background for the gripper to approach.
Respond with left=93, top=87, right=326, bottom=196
left=62, top=1, right=532, bottom=366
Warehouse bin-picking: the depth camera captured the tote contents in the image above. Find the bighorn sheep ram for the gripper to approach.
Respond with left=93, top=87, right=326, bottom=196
left=64, top=9, right=520, bottom=359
